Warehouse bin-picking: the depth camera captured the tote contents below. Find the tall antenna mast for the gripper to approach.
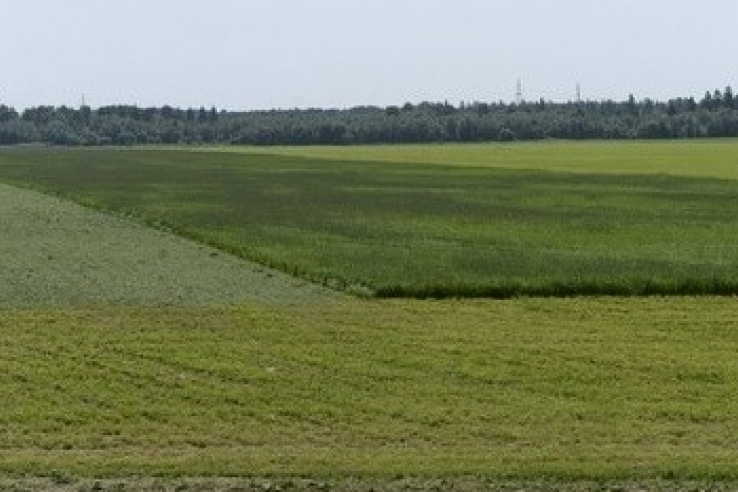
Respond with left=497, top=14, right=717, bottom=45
left=576, top=83, right=582, bottom=104
left=516, top=77, right=523, bottom=105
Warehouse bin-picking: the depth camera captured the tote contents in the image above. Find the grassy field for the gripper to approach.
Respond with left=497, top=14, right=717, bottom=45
left=3, top=297, right=738, bottom=481
left=206, top=139, right=738, bottom=180
left=1, top=143, right=738, bottom=297
left=3, top=142, right=738, bottom=488
left=0, top=182, right=334, bottom=305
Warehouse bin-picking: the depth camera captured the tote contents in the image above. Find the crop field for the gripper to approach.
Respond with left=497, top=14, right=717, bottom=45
left=2, top=142, right=738, bottom=297
left=2, top=142, right=738, bottom=489
left=213, top=139, right=738, bottom=180
left=0, top=181, right=333, bottom=306
left=3, top=298, right=738, bottom=485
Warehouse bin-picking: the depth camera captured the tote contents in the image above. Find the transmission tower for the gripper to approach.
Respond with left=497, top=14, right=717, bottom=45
left=516, top=78, right=523, bottom=105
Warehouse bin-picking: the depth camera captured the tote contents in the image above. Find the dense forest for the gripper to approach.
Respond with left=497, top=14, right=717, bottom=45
left=1, top=87, right=738, bottom=146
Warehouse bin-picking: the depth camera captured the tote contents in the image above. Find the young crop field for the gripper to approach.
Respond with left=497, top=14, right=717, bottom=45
left=3, top=297, right=738, bottom=484
left=1, top=142, right=738, bottom=297
left=0, top=181, right=334, bottom=306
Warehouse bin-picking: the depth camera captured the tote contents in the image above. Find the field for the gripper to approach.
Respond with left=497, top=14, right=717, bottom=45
left=214, top=139, right=738, bottom=180
left=1, top=142, right=738, bottom=297
left=4, top=299, right=738, bottom=483
left=0, top=181, right=333, bottom=306
left=2, top=141, right=738, bottom=490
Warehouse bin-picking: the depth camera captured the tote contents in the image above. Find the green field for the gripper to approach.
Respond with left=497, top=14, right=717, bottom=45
left=208, top=139, right=738, bottom=180
left=0, top=181, right=333, bottom=306
left=1, top=142, right=738, bottom=297
left=3, top=142, right=738, bottom=489
left=4, top=298, right=738, bottom=483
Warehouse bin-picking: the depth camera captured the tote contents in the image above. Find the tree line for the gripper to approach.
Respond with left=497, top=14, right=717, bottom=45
left=1, top=87, right=738, bottom=146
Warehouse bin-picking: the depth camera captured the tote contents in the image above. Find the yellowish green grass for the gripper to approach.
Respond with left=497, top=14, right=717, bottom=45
left=204, top=139, right=738, bottom=180
left=2, top=297, right=738, bottom=479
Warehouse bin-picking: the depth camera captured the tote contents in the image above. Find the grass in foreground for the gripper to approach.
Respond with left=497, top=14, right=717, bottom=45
left=0, top=182, right=334, bottom=306
left=2, top=144, right=738, bottom=297
left=2, top=478, right=738, bottom=491
left=2, top=297, right=738, bottom=479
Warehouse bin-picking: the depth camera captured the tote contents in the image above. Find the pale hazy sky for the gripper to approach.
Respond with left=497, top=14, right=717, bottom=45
left=1, top=0, right=735, bottom=110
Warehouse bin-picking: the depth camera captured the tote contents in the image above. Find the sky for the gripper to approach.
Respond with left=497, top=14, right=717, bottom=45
left=1, top=0, right=735, bottom=110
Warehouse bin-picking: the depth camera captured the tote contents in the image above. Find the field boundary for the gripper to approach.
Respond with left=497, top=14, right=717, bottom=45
left=0, top=179, right=340, bottom=305
left=376, top=278, right=738, bottom=299
left=0, top=173, right=372, bottom=297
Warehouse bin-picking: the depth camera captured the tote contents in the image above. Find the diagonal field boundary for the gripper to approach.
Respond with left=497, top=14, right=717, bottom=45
left=0, top=182, right=338, bottom=306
